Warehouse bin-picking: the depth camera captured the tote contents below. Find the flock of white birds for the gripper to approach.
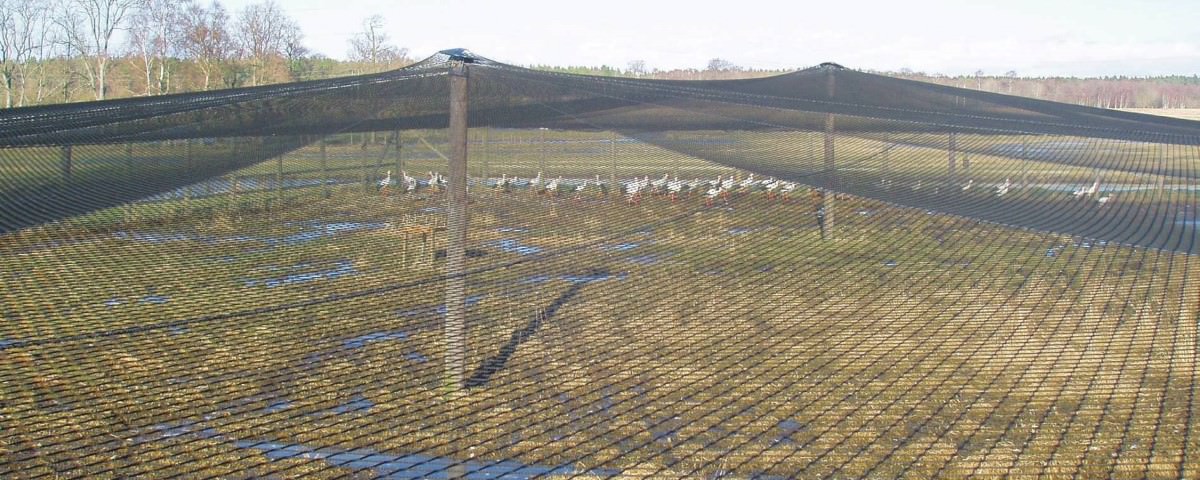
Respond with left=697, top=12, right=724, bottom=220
left=378, top=170, right=1114, bottom=205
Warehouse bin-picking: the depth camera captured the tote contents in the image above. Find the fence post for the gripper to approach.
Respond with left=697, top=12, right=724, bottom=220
left=320, top=137, right=330, bottom=199
left=395, top=130, right=404, bottom=181
left=948, top=131, right=958, bottom=187
left=60, top=145, right=73, bottom=184
left=610, top=132, right=618, bottom=196
left=822, top=65, right=837, bottom=239
left=444, top=59, right=470, bottom=395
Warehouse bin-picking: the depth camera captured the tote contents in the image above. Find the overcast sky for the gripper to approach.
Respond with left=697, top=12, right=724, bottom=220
left=218, top=0, right=1199, bottom=77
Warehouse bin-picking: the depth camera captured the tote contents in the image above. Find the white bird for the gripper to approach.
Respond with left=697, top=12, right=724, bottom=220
left=778, top=182, right=797, bottom=201
left=739, top=173, right=756, bottom=190
left=625, top=178, right=645, bottom=204
left=546, top=176, right=561, bottom=194
left=401, top=170, right=417, bottom=192
left=379, top=170, right=394, bottom=188
left=763, top=178, right=782, bottom=200
left=666, top=176, right=684, bottom=202
left=494, top=173, right=508, bottom=190
left=961, top=179, right=974, bottom=191
left=1073, top=178, right=1099, bottom=198
left=704, top=182, right=722, bottom=206
left=592, top=174, right=608, bottom=195
left=428, top=171, right=446, bottom=191
left=1097, top=195, right=1112, bottom=205
left=996, top=178, right=1011, bottom=197
left=530, top=171, right=543, bottom=192
left=651, top=173, right=670, bottom=194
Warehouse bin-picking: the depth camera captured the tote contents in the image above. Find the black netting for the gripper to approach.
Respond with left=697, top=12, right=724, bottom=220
left=1, top=50, right=1197, bottom=479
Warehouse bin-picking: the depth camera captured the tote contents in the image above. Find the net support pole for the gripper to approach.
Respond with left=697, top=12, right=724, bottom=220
left=125, top=143, right=134, bottom=174
left=1157, top=144, right=1166, bottom=195
left=276, top=154, right=283, bottom=202
left=60, top=145, right=72, bottom=184
left=444, top=60, right=470, bottom=395
left=822, top=66, right=836, bottom=239
left=394, top=130, right=404, bottom=179
left=948, top=132, right=958, bottom=187
left=481, top=127, right=489, bottom=183
left=610, top=132, right=617, bottom=196
left=1020, top=138, right=1029, bottom=187
left=880, top=132, right=891, bottom=190
left=320, top=138, right=330, bottom=199
left=539, top=127, right=547, bottom=176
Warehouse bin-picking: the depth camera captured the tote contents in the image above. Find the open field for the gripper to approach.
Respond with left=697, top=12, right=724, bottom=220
left=1, top=132, right=1197, bottom=478
left=1119, top=109, right=1200, bottom=121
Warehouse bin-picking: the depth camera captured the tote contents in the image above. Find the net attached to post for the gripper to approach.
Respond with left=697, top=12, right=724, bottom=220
left=1, top=50, right=1197, bottom=479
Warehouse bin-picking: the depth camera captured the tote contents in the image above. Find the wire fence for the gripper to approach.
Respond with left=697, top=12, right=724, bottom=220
left=0, top=50, right=1197, bottom=479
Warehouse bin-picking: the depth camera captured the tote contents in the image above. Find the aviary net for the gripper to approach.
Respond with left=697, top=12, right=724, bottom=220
left=1, top=50, right=1197, bottom=479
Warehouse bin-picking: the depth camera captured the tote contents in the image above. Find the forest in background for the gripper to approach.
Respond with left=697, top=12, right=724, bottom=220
left=3, top=0, right=1198, bottom=109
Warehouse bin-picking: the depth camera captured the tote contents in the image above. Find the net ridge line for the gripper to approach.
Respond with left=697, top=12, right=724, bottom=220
left=485, top=62, right=1200, bottom=145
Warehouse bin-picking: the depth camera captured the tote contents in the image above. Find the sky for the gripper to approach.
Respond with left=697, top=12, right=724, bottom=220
left=217, top=0, right=1200, bottom=77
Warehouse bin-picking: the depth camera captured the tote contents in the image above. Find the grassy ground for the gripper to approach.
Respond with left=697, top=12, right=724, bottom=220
left=1, top=147, right=1196, bottom=478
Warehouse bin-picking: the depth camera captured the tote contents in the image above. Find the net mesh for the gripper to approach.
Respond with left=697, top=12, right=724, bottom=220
left=1, top=50, right=1197, bottom=479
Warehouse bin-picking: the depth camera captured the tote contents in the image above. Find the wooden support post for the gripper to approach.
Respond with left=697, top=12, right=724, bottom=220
left=444, top=60, right=470, bottom=395
left=362, top=146, right=371, bottom=192
left=1157, top=144, right=1167, bottom=195
left=881, top=132, right=891, bottom=190
left=60, top=145, right=73, bottom=183
left=276, top=154, right=284, bottom=202
left=374, top=137, right=384, bottom=186
left=1020, top=138, right=1029, bottom=188
left=610, top=132, right=618, bottom=196
left=185, top=138, right=194, bottom=172
left=947, top=132, right=958, bottom=187
left=395, top=130, right=404, bottom=180
left=125, top=143, right=134, bottom=174
left=822, top=66, right=836, bottom=239
left=480, top=127, right=489, bottom=184
left=320, top=138, right=330, bottom=199
left=539, top=127, right=547, bottom=176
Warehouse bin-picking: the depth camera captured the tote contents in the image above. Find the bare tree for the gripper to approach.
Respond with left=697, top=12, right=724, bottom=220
left=234, top=0, right=299, bottom=86
left=282, top=23, right=310, bottom=81
left=127, top=0, right=187, bottom=95
left=180, top=0, right=232, bottom=91
left=0, top=0, right=52, bottom=107
left=347, top=14, right=406, bottom=72
left=626, top=59, right=646, bottom=77
left=706, top=58, right=738, bottom=72
left=57, top=0, right=138, bottom=100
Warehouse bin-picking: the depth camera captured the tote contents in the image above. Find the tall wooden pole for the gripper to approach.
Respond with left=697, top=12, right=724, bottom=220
left=948, top=131, right=958, bottom=187
left=60, top=145, right=73, bottom=184
left=539, top=127, right=547, bottom=175
left=276, top=154, right=284, bottom=202
left=445, top=60, right=469, bottom=395
left=610, top=132, right=618, bottom=196
left=1020, top=138, right=1029, bottom=188
left=881, top=132, right=891, bottom=190
left=394, top=130, right=404, bottom=178
left=320, top=138, right=329, bottom=199
left=823, top=66, right=836, bottom=238
left=481, top=127, right=489, bottom=183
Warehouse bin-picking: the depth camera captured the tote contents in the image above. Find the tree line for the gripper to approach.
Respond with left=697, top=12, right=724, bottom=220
left=2, top=1, right=1196, bottom=110
left=0, top=0, right=409, bottom=107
